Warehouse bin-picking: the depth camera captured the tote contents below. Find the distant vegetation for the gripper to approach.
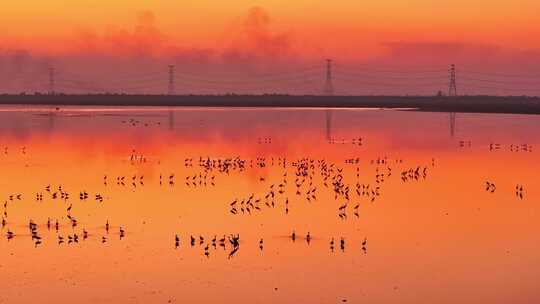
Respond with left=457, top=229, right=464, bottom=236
left=0, top=94, right=539, bottom=115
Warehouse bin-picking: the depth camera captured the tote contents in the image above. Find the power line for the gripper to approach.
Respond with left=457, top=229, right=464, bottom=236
left=334, top=76, right=444, bottom=87
left=459, top=69, right=540, bottom=79
left=333, top=68, right=447, bottom=81
left=460, top=76, right=540, bottom=86
left=334, top=63, right=447, bottom=74
left=2, top=62, right=540, bottom=96
left=463, top=83, right=540, bottom=92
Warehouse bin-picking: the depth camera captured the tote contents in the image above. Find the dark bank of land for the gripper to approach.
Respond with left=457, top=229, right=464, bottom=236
left=1, top=94, right=540, bottom=115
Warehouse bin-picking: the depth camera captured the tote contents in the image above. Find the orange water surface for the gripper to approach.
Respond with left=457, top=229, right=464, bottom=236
left=0, top=106, right=539, bottom=303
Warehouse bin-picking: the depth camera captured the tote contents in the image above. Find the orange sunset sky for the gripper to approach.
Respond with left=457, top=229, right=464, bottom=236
left=2, top=1, right=540, bottom=95
left=3, top=1, right=540, bottom=55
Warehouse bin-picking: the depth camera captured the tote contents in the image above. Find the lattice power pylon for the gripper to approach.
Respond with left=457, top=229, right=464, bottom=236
left=449, top=64, right=457, bottom=97
left=168, top=65, right=175, bottom=95
left=324, top=59, right=334, bottom=96
left=48, top=67, right=55, bottom=95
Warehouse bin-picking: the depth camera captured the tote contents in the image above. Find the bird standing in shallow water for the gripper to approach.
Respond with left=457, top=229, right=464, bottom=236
left=362, top=238, right=368, bottom=254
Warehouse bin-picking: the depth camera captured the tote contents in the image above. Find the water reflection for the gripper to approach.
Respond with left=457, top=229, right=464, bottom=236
left=450, top=112, right=456, bottom=138
left=168, top=108, right=174, bottom=132
left=326, top=109, right=332, bottom=142
left=0, top=106, right=539, bottom=304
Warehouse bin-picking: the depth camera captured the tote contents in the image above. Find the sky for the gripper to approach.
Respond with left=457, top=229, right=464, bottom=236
left=1, top=1, right=540, bottom=95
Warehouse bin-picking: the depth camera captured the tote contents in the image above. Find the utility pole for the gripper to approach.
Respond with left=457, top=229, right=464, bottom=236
left=324, top=59, right=334, bottom=96
left=449, top=64, right=457, bottom=97
left=48, top=67, right=55, bottom=95
left=168, top=65, right=175, bottom=95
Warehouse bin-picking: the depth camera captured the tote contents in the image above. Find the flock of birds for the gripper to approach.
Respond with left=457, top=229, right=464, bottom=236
left=222, top=156, right=410, bottom=220
left=1, top=147, right=428, bottom=255
left=0, top=137, right=533, bottom=256
left=121, top=118, right=162, bottom=128
left=172, top=231, right=368, bottom=258
left=456, top=141, right=533, bottom=153
left=484, top=181, right=526, bottom=199
left=488, top=143, right=533, bottom=152
left=328, top=137, right=364, bottom=146
left=174, top=234, right=241, bottom=259
left=263, top=136, right=365, bottom=146
left=3, top=216, right=124, bottom=247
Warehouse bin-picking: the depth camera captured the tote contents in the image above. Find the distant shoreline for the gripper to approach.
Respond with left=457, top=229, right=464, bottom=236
left=1, top=94, right=540, bottom=115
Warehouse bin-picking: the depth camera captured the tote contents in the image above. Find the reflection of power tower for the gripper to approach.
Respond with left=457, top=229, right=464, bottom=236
left=449, top=64, right=457, bottom=96
left=324, top=59, right=334, bottom=96
left=46, top=109, right=56, bottom=132
left=325, top=110, right=332, bottom=142
left=449, top=112, right=456, bottom=138
left=168, top=109, right=175, bottom=131
left=168, top=65, right=175, bottom=95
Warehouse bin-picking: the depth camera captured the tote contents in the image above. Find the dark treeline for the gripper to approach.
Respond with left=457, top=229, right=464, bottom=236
left=0, top=94, right=540, bottom=114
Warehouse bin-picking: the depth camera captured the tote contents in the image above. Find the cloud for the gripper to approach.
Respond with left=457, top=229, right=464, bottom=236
left=241, top=6, right=293, bottom=58
left=3, top=9, right=540, bottom=96
left=379, top=41, right=502, bottom=65
left=69, top=7, right=294, bottom=63
left=102, top=10, right=166, bottom=56
left=0, top=49, right=52, bottom=92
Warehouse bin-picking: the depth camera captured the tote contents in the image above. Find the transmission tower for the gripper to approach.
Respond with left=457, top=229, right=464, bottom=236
left=449, top=64, right=457, bottom=96
left=324, top=59, right=334, bottom=96
left=48, top=67, right=55, bottom=95
left=168, top=65, right=175, bottom=95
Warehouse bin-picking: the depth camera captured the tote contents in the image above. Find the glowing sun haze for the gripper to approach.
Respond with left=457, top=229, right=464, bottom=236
left=1, top=0, right=540, bottom=95
left=3, top=0, right=540, bottom=57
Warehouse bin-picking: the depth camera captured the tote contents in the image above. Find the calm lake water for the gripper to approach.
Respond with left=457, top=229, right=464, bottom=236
left=0, top=106, right=539, bottom=303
